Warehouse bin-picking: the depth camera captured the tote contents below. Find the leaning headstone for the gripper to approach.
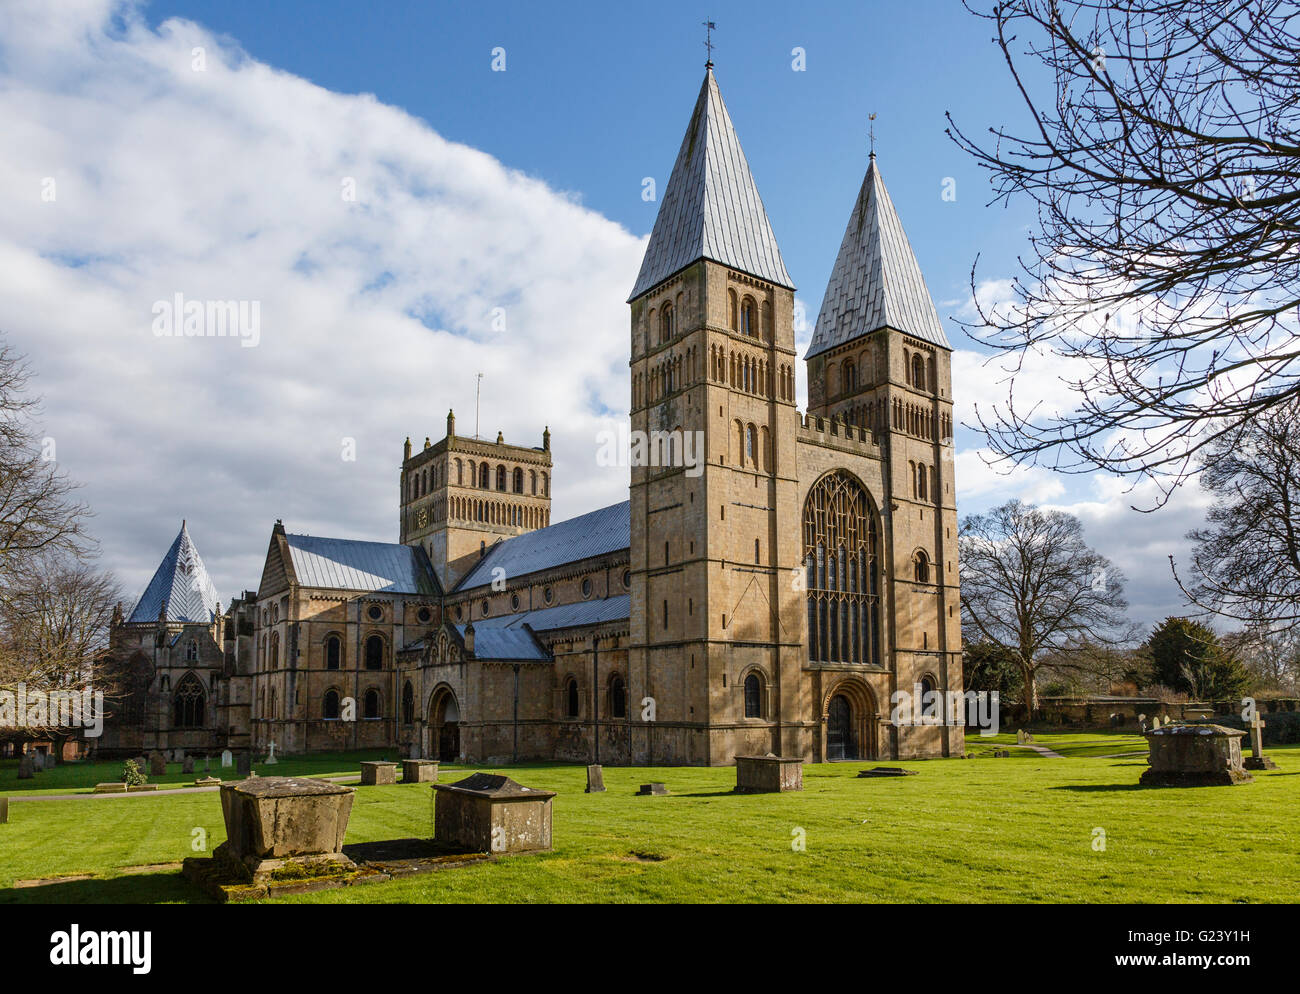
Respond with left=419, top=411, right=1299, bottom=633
left=585, top=764, right=606, bottom=793
left=182, top=756, right=195, bottom=775
left=264, top=741, right=278, bottom=766
left=431, top=773, right=556, bottom=853
left=637, top=783, right=669, bottom=796
left=148, top=751, right=166, bottom=777
left=360, top=761, right=398, bottom=785
left=17, top=757, right=33, bottom=780
left=236, top=752, right=251, bottom=778
left=1141, top=723, right=1252, bottom=786
left=1243, top=715, right=1279, bottom=771
left=221, top=749, right=233, bottom=769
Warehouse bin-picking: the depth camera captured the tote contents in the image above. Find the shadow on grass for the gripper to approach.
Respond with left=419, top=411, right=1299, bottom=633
left=0, top=871, right=209, bottom=905
left=643, top=790, right=737, bottom=798
left=1049, top=784, right=1149, bottom=792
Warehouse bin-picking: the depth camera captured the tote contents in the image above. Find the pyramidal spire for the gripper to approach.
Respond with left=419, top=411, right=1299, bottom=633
left=629, top=68, right=793, bottom=301
left=127, top=521, right=221, bottom=624
left=806, top=156, right=949, bottom=358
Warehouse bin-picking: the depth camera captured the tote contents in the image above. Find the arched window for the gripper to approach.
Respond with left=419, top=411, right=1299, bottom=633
left=513, top=467, right=523, bottom=493
left=741, top=296, right=755, bottom=337
left=918, top=675, right=938, bottom=724
left=455, top=459, right=463, bottom=485
left=843, top=361, right=857, bottom=393
left=479, top=462, right=489, bottom=488
left=803, top=472, right=882, bottom=666
left=323, top=690, right=340, bottom=720
left=363, top=689, right=380, bottom=719
left=173, top=673, right=205, bottom=728
left=496, top=465, right=506, bottom=490
left=661, top=301, right=674, bottom=344
left=609, top=674, right=627, bottom=719
left=917, top=463, right=928, bottom=501
left=364, top=634, right=384, bottom=670
left=743, top=673, right=762, bottom=718
left=542, top=472, right=549, bottom=497
left=762, top=300, right=772, bottom=340
left=728, top=289, right=738, bottom=331
left=185, top=638, right=198, bottom=662
left=745, top=424, right=757, bottom=465
left=914, top=550, right=931, bottom=584
left=912, top=352, right=926, bottom=391
left=325, top=635, right=341, bottom=670
left=402, top=681, right=415, bottom=725
left=269, top=632, right=279, bottom=669
left=565, top=678, right=580, bottom=718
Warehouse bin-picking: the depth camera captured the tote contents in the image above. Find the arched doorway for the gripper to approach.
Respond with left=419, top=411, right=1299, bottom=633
left=429, top=687, right=460, bottom=761
left=827, top=695, right=856, bottom=760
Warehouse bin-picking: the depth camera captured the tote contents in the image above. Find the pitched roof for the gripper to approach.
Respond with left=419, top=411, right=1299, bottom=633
left=628, top=69, right=793, bottom=301
left=452, top=595, right=632, bottom=661
left=806, top=157, right=950, bottom=358
left=127, top=522, right=221, bottom=624
left=284, top=533, right=440, bottom=596
left=455, top=501, right=630, bottom=592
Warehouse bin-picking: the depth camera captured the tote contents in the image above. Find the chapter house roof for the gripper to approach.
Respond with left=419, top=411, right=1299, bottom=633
left=127, top=521, right=221, bottom=624
left=284, top=533, right=440, bottom=596
left=628, top=68, right=793, bottom=301
left=806, top=156, right=950, bottom=358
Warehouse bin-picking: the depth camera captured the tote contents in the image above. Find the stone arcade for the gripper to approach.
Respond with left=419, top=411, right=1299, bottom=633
left=103, top=67, right=963, bottom=767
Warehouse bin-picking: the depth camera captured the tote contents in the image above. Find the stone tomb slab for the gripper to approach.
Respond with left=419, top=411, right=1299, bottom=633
left=857, top=767, right=919, bottom=778
left=361, top=761, right=398, bottom=785
left=401, top=759, right=438, bottom=784
left=212, top=776, right=356, bottom=884
left=1140, top=723, right=1253, bottom=786
left=735, top=755, right=804, bottom=793
left=431, top=773, right=556, bottom=853
left=637, top=783, right=669, bottom=796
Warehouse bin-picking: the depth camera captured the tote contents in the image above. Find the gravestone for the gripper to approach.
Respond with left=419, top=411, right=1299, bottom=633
left=858, top=766, right=919, bottom=778
left=0, top=796, right=7, bottom=824
left=401, top=759, right=438, bottom=784
left=212, top=777, right=356, bottom=884
left=148, top=751, right=166, bottom=777
left=182, top=756, right=195, bottom=775
left=17, top=757, right=33, bottom=780
left=265, top=741, right=278, bottom=765
left=735, top=755, right=803, bottom=793
left=431, top=773, right=556, bottom=853
left=585, top=764, right=606, bottom=793
left=1243, top=715, right=1279, bottom=771
left=637, top=783, right=669, bottom=796
left=31, top=751, right=44, bottom=772
left=360, top=761, right=398, bottom=785
left=1141, top=723, right=1252, bottom=786
left=992, top=749, right=1010, bottom=758
left=221, top=749, right=233, bottom=768
left=204, top=756, right=211, bottom=773
left=236, top=752, right=252, bottom=778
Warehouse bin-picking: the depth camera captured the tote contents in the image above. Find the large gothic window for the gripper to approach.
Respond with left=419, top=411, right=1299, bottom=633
left=173, top=673, right=206, bottom=728
left=803, top=472, right=882, bottom=666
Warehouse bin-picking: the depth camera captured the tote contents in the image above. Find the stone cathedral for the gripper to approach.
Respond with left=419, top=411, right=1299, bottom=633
left=102, top=68, right=963, bottom=766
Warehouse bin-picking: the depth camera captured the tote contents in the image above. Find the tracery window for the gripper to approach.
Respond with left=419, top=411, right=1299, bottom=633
left=803, top=472, right=882, bottom=666
left=173, top=673, right=205, bottom=728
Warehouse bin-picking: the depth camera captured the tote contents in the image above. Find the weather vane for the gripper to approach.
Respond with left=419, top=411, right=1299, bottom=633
left=703, top=19, right=716, bottom=67
left=869, top=113, right=877, bottom=158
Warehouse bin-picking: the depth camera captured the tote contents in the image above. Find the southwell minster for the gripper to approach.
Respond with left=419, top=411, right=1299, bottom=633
left=101, top=67, right=964, bottom=767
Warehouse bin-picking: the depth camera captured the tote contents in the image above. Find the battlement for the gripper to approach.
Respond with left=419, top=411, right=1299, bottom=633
left=796, top=412, right=882, bottom=457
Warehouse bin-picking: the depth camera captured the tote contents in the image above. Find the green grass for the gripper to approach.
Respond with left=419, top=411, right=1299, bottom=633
left=966, top=732, right=1150, bottom=758
left=1, top=734, right=1296, bottom=904
left=0, top=751, right=420, bottom=797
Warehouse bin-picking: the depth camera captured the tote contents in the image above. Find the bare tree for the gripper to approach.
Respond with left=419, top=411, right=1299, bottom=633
left=960, top=500, right=1133, bottom=715
left=948, top=1, right=1300, bottom=502
left=1173, top=396, right=1300, bottom=625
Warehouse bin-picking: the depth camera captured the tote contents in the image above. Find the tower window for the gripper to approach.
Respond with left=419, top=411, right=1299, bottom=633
left=741, top=297, right=755, bottom=337
left=744, top=673, right=762, bottom=718
left=365, top=635, right=384, bottom=670
left=325, top=635, right=341, bottom=670
left=363, top=689, right=380, bottom=719
left=914, top=550, right=931, bottom=584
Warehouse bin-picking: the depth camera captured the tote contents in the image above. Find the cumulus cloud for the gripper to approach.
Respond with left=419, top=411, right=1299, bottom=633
left=0, top=0, right=645, bottom=605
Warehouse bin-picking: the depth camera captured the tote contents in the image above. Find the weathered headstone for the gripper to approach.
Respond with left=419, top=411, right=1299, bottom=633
left=31, top=751, right=45, bottom=772
left=0, top=796, right=7, bottom=823
left=17, top=757, right=33, bottom=780
left=265, top=741, right=278, bottom=765
left=431, top=773, right=556, bottom=853
left=735, top=755, right=803, bottom=793
left=182, top=756, right=195, bottom=775
left=401, top=759, right=438, bottom=784
left=221, top=749, right=232, bottom=768
left=360, top=761, right=398, bottom=785
left=585, top=764, right=606, bottom=793
left=1243, top=715, right=1279, bottom=771
left=204, top=756, right=211, bottom=774
left=992, top=749, right=1010, bottom=758
left=637, top=783, right=669, bottom=796
left=148, top=751, right=166, bottom=777
left=1141, top=723, right=1253, bottom=786
left=236, top=752, right=251, bottom=778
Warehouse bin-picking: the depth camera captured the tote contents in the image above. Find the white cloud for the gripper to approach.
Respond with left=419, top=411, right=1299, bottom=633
left=0, top=0, right=644, bottom=604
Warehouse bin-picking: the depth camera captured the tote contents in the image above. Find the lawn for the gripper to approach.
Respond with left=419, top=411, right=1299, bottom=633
left=1, top=734, right=1296, bottom=904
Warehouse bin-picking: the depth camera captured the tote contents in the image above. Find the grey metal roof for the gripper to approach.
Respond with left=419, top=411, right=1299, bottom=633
left=285, top=533, right=439, bottom=596
left=455, top=501, right=630, bottom=592
left=453, top=595, right=631, bottom=661
left=127, top=522, right=221, bottom=624
left=806, top=157, right=950, bottom=358
left=629, top=69, right=793, bottom=301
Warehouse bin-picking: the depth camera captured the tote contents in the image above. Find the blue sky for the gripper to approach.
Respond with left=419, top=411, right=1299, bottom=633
left=0, top=0, right=1209, bottom=631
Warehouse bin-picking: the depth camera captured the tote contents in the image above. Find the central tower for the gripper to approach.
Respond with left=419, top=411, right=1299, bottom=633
left=625, top=67, right=805, bottom=765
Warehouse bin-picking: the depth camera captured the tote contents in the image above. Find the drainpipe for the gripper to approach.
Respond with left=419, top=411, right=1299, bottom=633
left=592, top=637, right=600, bottom=765
left=512, top=663, right=520, bottom=763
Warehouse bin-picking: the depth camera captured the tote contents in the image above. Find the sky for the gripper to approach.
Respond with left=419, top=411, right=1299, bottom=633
left=0, top=0, right=1212, bottom=631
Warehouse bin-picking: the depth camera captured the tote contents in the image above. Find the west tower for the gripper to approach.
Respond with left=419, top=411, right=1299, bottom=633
left=626, top=67, right=806, bottom=764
